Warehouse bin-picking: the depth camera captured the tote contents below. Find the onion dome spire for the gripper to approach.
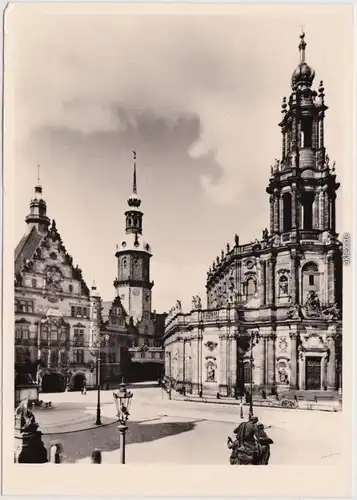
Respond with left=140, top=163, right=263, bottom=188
left=291, top=31, right=315, bottom=89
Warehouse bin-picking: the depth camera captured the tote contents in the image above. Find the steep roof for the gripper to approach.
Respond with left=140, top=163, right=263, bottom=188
left=15, top=226, right=44, bottom=275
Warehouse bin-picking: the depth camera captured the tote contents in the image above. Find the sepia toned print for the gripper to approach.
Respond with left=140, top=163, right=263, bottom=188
left=2, top=2, right=354, bottom=498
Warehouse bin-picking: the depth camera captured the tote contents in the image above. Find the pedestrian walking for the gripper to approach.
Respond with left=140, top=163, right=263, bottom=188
left=91, top=449, right=102, bottom=464
left=49, top=441, right=64, bottom=463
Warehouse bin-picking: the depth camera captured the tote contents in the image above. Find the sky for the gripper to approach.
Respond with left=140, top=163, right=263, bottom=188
left=7, top=3, right=353, bottom=313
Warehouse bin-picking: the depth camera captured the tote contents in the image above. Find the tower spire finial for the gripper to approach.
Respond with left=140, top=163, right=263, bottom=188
left=132, top=149, right=137, bottom=195
left=37, top=164, right=40, bottom=184
left=299, top=28, right=306, bottom=64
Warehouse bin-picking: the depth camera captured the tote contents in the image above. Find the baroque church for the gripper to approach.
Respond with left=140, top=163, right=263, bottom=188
left=164, top=33, right=343, bottom=397
left=14, top=155, right=165, bottom=392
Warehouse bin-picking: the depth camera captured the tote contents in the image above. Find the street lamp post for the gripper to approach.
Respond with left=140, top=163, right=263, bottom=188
left=91, top=334, right=110, bottom=426
left=113, top=381, right=133, bottom=464
left=249, top=331, right=260, bottom=419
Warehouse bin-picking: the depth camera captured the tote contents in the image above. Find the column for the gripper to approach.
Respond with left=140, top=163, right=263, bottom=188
left=273, top=195, right=279, bottom=232
left=291, top=186, right=297, bottom=229
left=266, top=334, right=276, bottom=386
left=229, top=335, right=237, bottom=395
left=327, top=252, right=335, bottom=304
left=279, top=195, right=284, bottom=232
left=267, top=257, right=276, bottom=306
left=282, top=131, right=286, bottom=160
left=312, top=191, right=319, bottom=229
left=177, top=338, right=183, bottom=383
left=258, top=337, right=265, bottom=386
left=259, top=261, right=266, bottom=306
left=312, top=117, right=318, bottom=149
left=197, top=330, right=203, bottom=394
left=269, top=195, right=274, bottom=234
left=191, top=333, right=199, bottom=394
left=331, top=194, right=336, bottom=234
left=219, top=333, right=228, bottom=395
left=319, top=116, right=324, bottom=149
left=299, top=352, right=305, bottom=390
left=289, top=333, right=298, bottom=388
left=319, top=191, right=324, bottom=229
left=327, top=335, right=336, bottom=390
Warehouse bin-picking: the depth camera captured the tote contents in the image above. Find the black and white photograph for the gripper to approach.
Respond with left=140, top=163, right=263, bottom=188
left=2, top=2, right=354, bottom=497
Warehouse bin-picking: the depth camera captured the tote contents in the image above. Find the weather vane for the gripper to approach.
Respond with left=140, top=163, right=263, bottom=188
left=132, top=149, right=137, bottom=161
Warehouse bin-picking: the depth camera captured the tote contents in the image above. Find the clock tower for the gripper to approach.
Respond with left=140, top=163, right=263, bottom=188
left=114, top=151, right=154, bottom=341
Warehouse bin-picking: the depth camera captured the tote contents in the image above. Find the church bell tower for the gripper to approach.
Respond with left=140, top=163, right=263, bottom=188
left=114, top=151, right=154, bottom=332
left=266, top=32, right=340, bottom=244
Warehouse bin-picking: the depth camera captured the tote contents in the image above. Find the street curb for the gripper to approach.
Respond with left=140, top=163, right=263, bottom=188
left=171, top=397, right=341, bottom=413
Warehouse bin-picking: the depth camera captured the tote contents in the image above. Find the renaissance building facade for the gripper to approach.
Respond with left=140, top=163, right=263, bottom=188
left=164, top=33, right=343, bottom=397
left=14, top=156, right=165, bottom=392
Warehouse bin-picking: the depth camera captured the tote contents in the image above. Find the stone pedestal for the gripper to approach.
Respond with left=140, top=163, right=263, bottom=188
left=14, top=416, right=48, bottom=464
left=15, top=384, right=40, bottom=407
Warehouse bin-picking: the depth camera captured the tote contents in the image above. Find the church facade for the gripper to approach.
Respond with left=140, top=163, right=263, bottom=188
left=14, top=155, right=164, bottom=391
left=164, top=33, right=343, bottom=397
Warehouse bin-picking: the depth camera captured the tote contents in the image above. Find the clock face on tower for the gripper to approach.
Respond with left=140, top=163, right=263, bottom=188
left=132, top=288, right=140, bottom=296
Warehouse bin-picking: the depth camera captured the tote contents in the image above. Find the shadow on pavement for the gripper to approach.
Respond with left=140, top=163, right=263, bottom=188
left=42, top=418, right=198, bottom=463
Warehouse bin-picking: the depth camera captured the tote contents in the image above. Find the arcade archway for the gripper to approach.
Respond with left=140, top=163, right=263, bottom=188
left=41, top=372, right=65, bottom=393
left=70, top=372, right=87, bottom=392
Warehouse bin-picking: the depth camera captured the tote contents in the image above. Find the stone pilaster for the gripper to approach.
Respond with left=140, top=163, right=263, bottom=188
left=267, top=257, right=276, bottom=306
left=331, top=194, right=336, bottom=233
left=273, top=194, right=279, bottom=233
left=191, top=333, right=199, bottom=393
left=327, top=334, right=336, bottom=390
left=327, top=252, right=335, bottom=304
left=291, top=185, right=297, bottom=229
left=259, top=260, right=266, bottom=306
left=258, top=337, right=265, bottom=386
left=319, top=190, right=324, bottom=229
left=298, top=351, right=305, bottom=390
left=279, top=195, right=284, bottom=232
left=312, top=191, right=319, bottom=229
left=229, top=335, right=237, bottom=392
left=269, top=195, right=274, bottom=234
left=289, top=333, right=298, bottom=389
left=219, top=333, right=228, bottom=395
left=266, top=333, right=276, bottom=386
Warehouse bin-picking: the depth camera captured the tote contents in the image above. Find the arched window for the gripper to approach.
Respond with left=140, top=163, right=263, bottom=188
left=69, top=284, right=73, bottom=293
left=243, top=362, right=251, bottom=384
left=282, top=193, right=292, bottom=232
left=245, top=278, right=256, bottom=301
left=301, top=117, right=313, bottom=148
left=302, top=262, right=319, bottom=302
left=301, top=192, right=314, bottom=230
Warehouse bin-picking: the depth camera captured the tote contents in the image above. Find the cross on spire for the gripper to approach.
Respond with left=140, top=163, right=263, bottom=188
left=299, top=28, right=307, bottom=63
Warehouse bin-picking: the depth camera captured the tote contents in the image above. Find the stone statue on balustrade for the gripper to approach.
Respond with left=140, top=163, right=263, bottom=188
left=286, top=302, right=302, bottom=320
left=192, top=295, right=202, bottom=311
left=321, top=303, right=341, bottom=320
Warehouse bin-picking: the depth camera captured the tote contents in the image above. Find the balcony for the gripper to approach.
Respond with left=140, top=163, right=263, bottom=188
left=300, top=231, right=320, bottom=242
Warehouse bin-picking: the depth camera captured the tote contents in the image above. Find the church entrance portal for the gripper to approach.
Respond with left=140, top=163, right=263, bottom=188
left=305, top=356, right=321, bottom=390
left=70, top=372, right=87, bottom=392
